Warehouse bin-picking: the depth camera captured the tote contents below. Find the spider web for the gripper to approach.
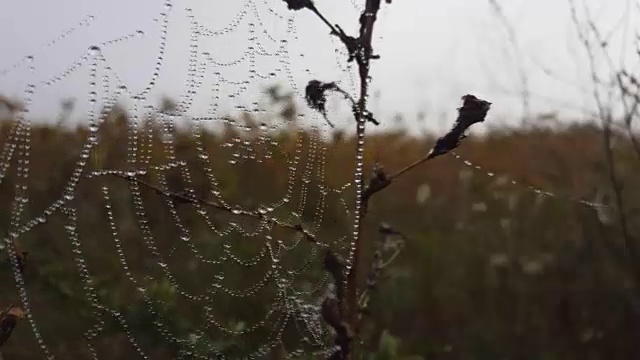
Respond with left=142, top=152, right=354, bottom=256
left=0, top=0, right=624, bottom=358
left=0, top=0, right=361, bottom=358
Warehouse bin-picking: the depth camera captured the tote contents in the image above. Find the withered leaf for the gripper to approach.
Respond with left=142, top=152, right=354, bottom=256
left=305, top=80, right=341, bottom=127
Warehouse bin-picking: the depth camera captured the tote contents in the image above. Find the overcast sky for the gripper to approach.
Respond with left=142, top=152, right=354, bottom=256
left=0, top=0, right=637, bottom=132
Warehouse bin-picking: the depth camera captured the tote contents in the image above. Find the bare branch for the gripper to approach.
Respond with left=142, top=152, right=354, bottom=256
left=361, top=94, right=492, bottom=205
left=346, top=0, right=385, bottom=350
left=617, top=72, right=640, bottom=160
left=357, top=223, right=407, bottom=321
left=281, top=0, right=363, bottom=62
left=110, top=173, right=319, bottom=244
left=569, top=0, right=636, bottom=256
left=487, top=0, right=530, bottom=124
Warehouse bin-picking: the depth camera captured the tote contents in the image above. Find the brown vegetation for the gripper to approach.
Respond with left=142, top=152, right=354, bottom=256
left=0, top=102, right=639, bottom=359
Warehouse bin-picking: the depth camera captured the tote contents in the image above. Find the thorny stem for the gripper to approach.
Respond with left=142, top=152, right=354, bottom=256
left=110, top=173, right=319, bottom=244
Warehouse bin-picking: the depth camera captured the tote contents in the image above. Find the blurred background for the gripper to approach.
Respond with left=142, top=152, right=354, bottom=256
left=1, top=0, right=640, bottom=359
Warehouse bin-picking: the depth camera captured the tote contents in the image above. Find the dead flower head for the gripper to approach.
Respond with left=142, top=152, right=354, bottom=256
left=427, top=94, right=491, bottom=159
left=282, top=0, right=314, bottom=10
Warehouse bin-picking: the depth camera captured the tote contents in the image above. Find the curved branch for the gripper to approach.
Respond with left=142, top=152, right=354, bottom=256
left=109, top=173, right=319, bottom=244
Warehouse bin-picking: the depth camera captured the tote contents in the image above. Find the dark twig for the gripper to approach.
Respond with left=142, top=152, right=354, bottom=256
left=282, top=0, right=363, bottom=62
left=352, top=223, right=406, bottom=351
left=321, top=250, right=354, bottom=360
left=5, top=242, right=28, bottom=276
left=323, top=250, right=347, bottom=314
left=617, top=72, right=640, bottom=161
left=15, top=248, right=27, bottom=276
left=580, top=10, right=640, bottom=162
left=282, top=1, right=477, bottom=359
left=361, top=95, right=492, bottom=204
left=569, top=0, right=636, bottom=258
left=345, top=1, right=384, bottom=357
left=357, top=223, right=407, bottom=320
left=110, top=173, right=319, bottom=244
left=0, top=305, right=24, bottom=348
left=487, top=0, right=530, bottom=124
left=288, top=0, right=387, bottom=357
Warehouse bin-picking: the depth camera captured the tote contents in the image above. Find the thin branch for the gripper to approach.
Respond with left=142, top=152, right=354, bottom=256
left=487, top=0, right=531, bottom=124
left=346, top=0, right=383, bottom=342
left=362, top=94, right=492, bottom=204
left=617, top=72, right=640, bottom=161
left=110, top=173, right=319, bottom=244
left=569, top=0, right=636, bottom=257
left=337, top=94, right=490, bottom=359
left=307, top=5, right=340, bottom=35
left=281, top=2, right=397, bottom=359
left=283, top=0, right=361, bottom=61
left=581, top=8, right=640, bottom=162
left=357, top=223, right=407, bottom=312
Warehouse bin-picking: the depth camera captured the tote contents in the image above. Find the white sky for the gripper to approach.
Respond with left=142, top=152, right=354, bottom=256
left=0, top=0, right=637, bottom=133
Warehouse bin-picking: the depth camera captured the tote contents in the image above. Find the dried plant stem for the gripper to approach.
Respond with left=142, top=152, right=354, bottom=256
left=569, top=0, right=635, bottom=257
left=388, top=154, right=433, bottom=180
left=617, top=78, right=640, bottom=160
left=110, top=173, right=319, bottom=244
left=115, top=1, right=486, bottom=357
left=346, top=1, right=382, bottom=356
left=307, top=6, right=340, bottom=36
